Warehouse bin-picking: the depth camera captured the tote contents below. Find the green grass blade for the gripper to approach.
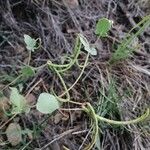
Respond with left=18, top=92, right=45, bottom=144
left=110, top=15, right=150, bottom=63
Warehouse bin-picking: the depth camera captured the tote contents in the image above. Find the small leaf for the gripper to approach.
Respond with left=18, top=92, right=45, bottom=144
left=21, top=66, right=35, bottom=78
left=54, top=112, right=63, bottom=124
left=95, top=18, right=113, bottom=37
left=79, top=34, right=97, bottom=56
left=24, top=34, right=37, bottom=52
left=10, top=88, right=30, bottom=114
left=36, top=93, right=60, bottom=114
left=6, top=123, right=22, bottom=146
left=2, top=75, right=16, bottom=82
left=79, top=34, right=89, bottom=49
left=89, top=47, right=97, bottom=56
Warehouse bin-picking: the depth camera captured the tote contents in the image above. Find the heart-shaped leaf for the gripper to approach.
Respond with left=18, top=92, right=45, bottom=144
left=21, top=66, right=35, bottom=78
left=95, top=18, right=113, bottom=37
left=36, top=93, right=60, bottom=114
left=10, top=88, right=30, bottom=114
left=79, top=34, right=97, bottom=56
left=24, top=34, right=37, bottom=52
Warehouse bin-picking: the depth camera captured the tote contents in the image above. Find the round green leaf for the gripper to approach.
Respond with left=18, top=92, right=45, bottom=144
left=21, top=66, right=35, bottom=78
left=95, top=18, right=113, bottom=37
left=36, top=93, right=60, bottom=114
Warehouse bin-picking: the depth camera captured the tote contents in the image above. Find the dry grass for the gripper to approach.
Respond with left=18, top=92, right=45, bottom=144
left=0, top=0, right=150, bottom=149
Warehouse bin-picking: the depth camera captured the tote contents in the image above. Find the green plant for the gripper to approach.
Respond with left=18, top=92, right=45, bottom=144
left=96, top=79, right=120, bottom=119
left=21, top=66, right=35, bottom=78
left=1, top=17, right=150, bottom=149
left=24, top=34, right=41, bottom=65
left=35, top=18, right=149, bottom=149
left=0, top=66, right=35, bottom=92
left=79, top=34, right=97, bottom=55
left=95, top=18, right=113, bottom=37
left=109, top=15, right=150, bottom=63
left=0, top=36, right=39, bottom=92
left=36, top=93, right=60, bottom=114
left=10, top=87, right=30, bottom=115
left=82, top=102, right=149, bottom=150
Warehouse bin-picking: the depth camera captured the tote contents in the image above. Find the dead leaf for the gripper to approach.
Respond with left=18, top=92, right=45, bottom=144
left=26, top=93, right=36, bottom=105
left=6, top=123, right=22, bottom=146
left=0, top=136, right=6, bottom=146
left=0, top=97, right=10, bottom=118
left=54, top=112, right=63, bottom=124
left=65, top=0, right=79, bottom=8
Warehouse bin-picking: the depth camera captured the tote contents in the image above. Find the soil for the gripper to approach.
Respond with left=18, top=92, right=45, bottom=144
left=0, top=0, right=150, bottom=150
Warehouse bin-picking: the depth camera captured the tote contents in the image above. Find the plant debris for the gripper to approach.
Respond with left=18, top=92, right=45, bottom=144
left=0, top=0, right=150, bottom=149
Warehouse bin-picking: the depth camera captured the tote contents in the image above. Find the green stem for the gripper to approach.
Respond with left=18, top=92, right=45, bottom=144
left=83, top=103, right=99, bottom=150
left=47, top=35, right=87, bottom=102
left=57, top=36, right=82, bottom=73
left=76, top=58, right=84, bottom=68
left=47, top=35, right=82, bottom=73
left=59, top=53, right=89, bottom=98
left=109, top=15, right=150, bottom=63
left=83, top=103, right=150, bottom=125
left=53, top=68, right=70, bottom=102
left=82, top=103, right=150, bottom=149
left=35, top=38, right=42, bottom=49
left=28, top=51, right=31, bottom=66
left=47, top=60, right=70, bottom=68
left=96, top=108, right=150, bottom=125
left=33, top=63, right=47, bottom=70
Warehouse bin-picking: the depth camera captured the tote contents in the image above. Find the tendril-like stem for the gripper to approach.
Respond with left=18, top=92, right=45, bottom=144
left=96, top=108, right=150, bottom=125
left=59, top=53, right=89, bottom=98
left=47, top=35, right=82, bottom=73
left=83, top=103, right=150, bottom=125
left=82, top=103, right=99, bottom=150
left=53, top=67, right=70, bottom=102
left=82, top=102, right=150, bottom=150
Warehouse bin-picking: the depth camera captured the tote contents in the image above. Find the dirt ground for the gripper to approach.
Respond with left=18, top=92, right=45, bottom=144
left=0, top=0, right=150, bottom=150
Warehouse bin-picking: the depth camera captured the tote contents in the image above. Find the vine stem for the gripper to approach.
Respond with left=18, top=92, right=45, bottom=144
left=59, top=53, right=89, bottom=98
left=53, top=68, right=70, bottom=102
left=28, top=51, right=31, bottom=66
left=96, top=108, right=150, bottom=125
left=47, top=60, right=70, bottom=68
left=83, top=103, right=150, bottom=125
left=52, top=68, right=83, bottom=105
left=82, top=102, right=150, bottom=149
left=47, top=35, right=81, bottom=73
left=57, top=37, right=82, bottom=73
left=83, top=102, right=99, bottom=150
left=47, top=35, right=89, bottom=105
